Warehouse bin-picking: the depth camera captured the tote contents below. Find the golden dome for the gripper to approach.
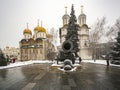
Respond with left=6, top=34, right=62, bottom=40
left=34, top=20, right=46, bottom=32
left=34, top=26, right=46, bottom=32
left=23, top=29, right=32, bottom=35
left=23, top=23, right=32, bottom=35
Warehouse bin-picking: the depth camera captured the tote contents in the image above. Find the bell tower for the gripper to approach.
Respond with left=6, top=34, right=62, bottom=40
left=62, top=6, right=70, bottom=26
left=78, top=5, right=86, bottom=26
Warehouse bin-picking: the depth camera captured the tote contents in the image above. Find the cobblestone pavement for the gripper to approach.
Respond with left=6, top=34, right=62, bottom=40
left=0, top=62, right=120, bottom=90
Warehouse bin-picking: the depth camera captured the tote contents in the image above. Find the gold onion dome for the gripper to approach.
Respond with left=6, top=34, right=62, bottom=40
left=23, top=23, right=32, bottom=35
left=34, top=26, right=46, bottom=32
left=34, top=20, right=46, bottom=32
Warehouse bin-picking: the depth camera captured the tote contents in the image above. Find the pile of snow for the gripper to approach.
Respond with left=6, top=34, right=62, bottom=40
left=83, top=60, right=106, bottom=64
left=32, top=60, right=52, bottom=64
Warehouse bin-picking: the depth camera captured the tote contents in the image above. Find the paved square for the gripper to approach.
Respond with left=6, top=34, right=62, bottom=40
left=0, top=62, right=120, bottom=90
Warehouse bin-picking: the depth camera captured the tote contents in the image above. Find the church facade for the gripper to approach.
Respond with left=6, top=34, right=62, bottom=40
left=19, top=21, right=55, bottom=61
left=59, top=6, right=92, bottom=59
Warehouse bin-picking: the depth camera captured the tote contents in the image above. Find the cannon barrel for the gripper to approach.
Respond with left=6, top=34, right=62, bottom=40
left=62, top=40, right=73, bottom=53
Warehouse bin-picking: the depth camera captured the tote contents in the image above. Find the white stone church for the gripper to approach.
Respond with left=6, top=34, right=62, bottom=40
left=59, top=6, right=92, bottom=60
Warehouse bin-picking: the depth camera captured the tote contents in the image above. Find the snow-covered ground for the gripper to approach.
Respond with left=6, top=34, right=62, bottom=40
left=0, top=60, right=52, bottom=69
left=0, top=60, right=120, bottom=70
left=82, top=60, right=120, bottom=67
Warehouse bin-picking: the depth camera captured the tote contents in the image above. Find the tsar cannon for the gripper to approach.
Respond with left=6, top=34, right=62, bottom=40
left=55, top=5, right=80, bottom=71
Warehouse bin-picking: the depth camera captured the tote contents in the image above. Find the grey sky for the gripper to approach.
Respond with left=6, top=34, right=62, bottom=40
left=0, top=0, right=120, bottom=49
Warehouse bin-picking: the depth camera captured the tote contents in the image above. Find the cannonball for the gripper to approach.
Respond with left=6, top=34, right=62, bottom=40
left=64, top=59, right=72, bottom=65
left=64, top=65, right=72, bottom=70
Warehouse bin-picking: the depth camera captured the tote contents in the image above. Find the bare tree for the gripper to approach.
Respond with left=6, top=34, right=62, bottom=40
left=90, top=16, right=107, bottom=60
left=106, top=18, right=120, bottom=42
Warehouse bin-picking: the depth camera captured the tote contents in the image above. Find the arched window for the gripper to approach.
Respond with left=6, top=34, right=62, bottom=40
left=84, top=41, right=87, bottom=47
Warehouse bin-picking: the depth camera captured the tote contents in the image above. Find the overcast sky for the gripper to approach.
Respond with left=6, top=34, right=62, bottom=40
left=0, top=0, right=120, bottom=49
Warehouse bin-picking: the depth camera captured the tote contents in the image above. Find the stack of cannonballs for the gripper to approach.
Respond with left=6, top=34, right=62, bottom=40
left=63, top=59, right=73, bottom=70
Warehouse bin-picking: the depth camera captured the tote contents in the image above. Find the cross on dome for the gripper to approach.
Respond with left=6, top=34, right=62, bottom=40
left=81, top=5, right=84, bottom=14
left=65, top=6, right=67, bottom=14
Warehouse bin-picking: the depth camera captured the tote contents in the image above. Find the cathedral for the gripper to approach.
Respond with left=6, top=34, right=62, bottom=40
left=19, top=21, right=55, bottom=61
left=59, top=6, right=92, bottom=59
left=20, top=5, right=91, bottom=61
